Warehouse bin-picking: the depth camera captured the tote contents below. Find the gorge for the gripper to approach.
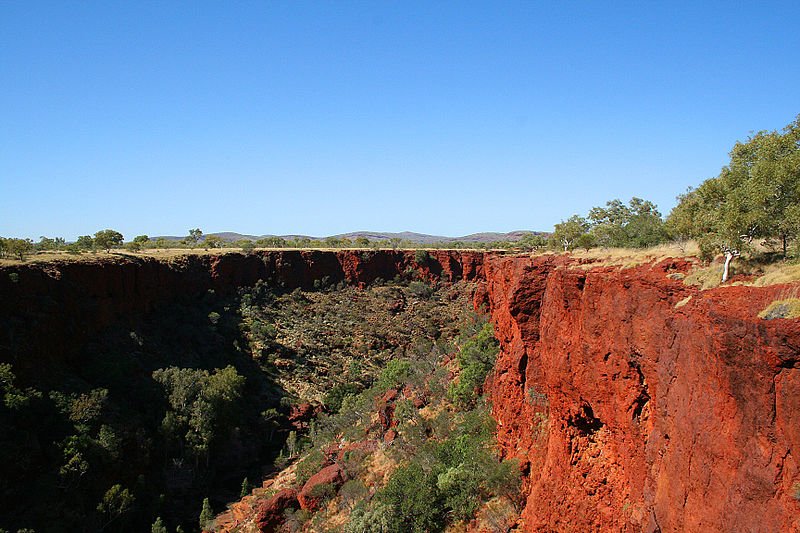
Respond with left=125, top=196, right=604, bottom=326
left=1, top=250, right=798, bottom=532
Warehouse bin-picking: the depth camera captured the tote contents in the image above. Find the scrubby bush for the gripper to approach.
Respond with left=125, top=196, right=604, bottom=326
left=344, top=502, right=395, bottom=533
left=295, top=449, right=326, bottom=486
left=324, top=382, right=363, bottom=413
left=376, top=360, right=414, bottom=391
left=379, top=461, right=445, bottom=532
left=449, top=322, right=498, bottom=408
left=408, top=280, right=434, bottom=298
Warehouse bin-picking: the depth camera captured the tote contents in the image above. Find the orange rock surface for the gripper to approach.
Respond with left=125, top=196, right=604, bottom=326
left=481, top=255, right=800, bottom=532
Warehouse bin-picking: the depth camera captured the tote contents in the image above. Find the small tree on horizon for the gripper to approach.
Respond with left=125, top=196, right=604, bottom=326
left=203, top=235, right=223, bottom=250
left=187, top=228, right=203, bottom=249
left=94, top=230, right=124, bottom=252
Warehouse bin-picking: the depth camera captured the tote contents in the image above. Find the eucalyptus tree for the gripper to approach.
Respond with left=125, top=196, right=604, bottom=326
left=551, top=215, right=589, bottom=251
left=94, top=230, right=124, bottom=252
left=667, top=114, right=800, bottom=281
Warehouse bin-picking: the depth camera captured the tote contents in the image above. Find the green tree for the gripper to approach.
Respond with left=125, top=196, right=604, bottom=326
left=94, top=230, right=124, bottom=252
left=153, top=366, right=245, bottom=464
left=240, top=477, right=252, bottom=498
left=203, top=235, right=223, bottom=250
left=76, top=235, right=95, bottom=250
left=240, top=240, right=255, bottom=253
left=575, top=232, right=597, bottom=251
left=379, top=462, right=445, bottom=532
left=97, top=484, right=135, bottom=529
left=151, top=516, right=168, bottom=533
left=35, top=236, right=65, bottom=251
left=517, top=233, right=547, bottom=252
left=255, top=236, right=286, bottom=247
left=186, top=228, right=203, bottom=248
left=667, top=115, right=800, bottom=280
left=199, top=497, right=213, bottom=530
left=5, top=238, right=34, bottom=260
left=551, top=215, right=588, bottom=251
left=588, top=197, right=667, bottom=248
left=742, top=118, right=800, bottom=256
left=449, top=322, right=498, bottom=408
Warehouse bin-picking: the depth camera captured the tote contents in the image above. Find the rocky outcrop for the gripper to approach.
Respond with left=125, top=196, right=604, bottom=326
left=482, top=255, right=800, bottom=532
left=254, top=488, right=298, bottom=531
left=297, top=464, right=345, bottom=511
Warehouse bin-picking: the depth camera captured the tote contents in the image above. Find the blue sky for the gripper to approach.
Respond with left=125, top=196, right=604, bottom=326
left=1, top=1, right=799, bottom=240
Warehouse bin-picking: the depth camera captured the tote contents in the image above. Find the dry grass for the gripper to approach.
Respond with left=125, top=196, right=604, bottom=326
left=681, top=256, right=800, bottom=290
left=564, top=241, right=699, bottom=269
left=758, top=298, right=800, bottom=320
left=674, top=296, right=692, bottom=308
left=683, top=265, right=725, bottom=290
left=757, top=287, right=800, bottom=320
left=0, top=246, right=496, bottom=267
left=750, top=262, right=800, bottom=287
left=0, top=248, right=253, bottom=266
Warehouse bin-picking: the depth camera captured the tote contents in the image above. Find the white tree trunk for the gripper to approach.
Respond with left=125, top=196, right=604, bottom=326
left=722, top=251, right=734, bottom=282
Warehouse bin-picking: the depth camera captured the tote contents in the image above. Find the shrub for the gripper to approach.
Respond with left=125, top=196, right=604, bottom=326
left=324, top=382, right=363, bottom=413
left=308, top=481, right=337, bottom=502
left=199, top=497, right=213, bottom=530
left=379, top=462, right=446, bottom=532
left=344, top=502, right=395, bottom=533
left=408, top=280, right=434, bottom=298
left=376, top=360, right=414, bottom=391
left=339, top=479, right=369, bottom=510
left=151, top=517, right=168, bottom=533
left=296, top=449, right=326, bottom=486
left=449, top=322, right=498, bottom=408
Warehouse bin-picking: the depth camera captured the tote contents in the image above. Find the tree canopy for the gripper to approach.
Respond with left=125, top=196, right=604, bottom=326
left=93, top=229, right=124, bottom=252
left=667, top=114, right=800, bottom=280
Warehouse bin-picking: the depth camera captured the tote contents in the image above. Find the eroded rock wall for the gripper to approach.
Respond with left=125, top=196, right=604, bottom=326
left=481, top=255, right=800, bottom=532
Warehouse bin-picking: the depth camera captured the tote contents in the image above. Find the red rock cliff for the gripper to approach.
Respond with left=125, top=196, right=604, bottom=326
left=481, top=255, right=800, bottom=532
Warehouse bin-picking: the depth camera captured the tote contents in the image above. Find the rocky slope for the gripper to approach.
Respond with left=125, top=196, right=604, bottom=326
left=2, top=250, right=799, bottom=531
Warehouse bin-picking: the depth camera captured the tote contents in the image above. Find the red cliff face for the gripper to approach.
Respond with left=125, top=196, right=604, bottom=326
left=482, top=255, right=800, bottom=532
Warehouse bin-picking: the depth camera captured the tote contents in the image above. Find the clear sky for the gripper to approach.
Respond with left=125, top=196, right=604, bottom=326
left=1, top=1, right=799, bottom=240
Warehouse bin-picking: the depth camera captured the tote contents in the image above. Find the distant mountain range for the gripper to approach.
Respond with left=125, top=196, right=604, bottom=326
left=153, top=230, right=544, bottom=244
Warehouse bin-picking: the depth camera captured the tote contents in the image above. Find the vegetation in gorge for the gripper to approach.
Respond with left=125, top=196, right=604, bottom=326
left=237, top=276, right=473, bottom=404
left=223, top=311, right=521, bottom=533
left=0, top=269, right=484, bottom=532
left=0, top=284, right=276, bottom=533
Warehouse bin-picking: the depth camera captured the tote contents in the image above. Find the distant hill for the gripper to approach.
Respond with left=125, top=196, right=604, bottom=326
left=152, top=230, right=545, bottom=244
